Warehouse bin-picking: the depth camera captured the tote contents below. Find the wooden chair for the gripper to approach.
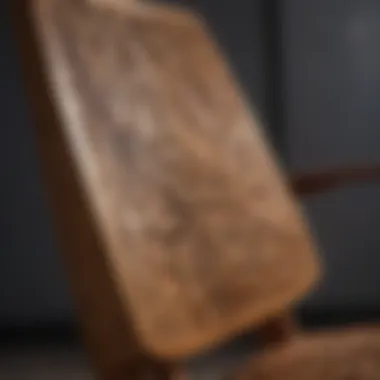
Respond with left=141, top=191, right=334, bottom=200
left=12, top=0, right=380, bottom=378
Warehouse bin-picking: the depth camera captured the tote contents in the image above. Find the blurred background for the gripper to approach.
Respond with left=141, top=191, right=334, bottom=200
left=1, top=0, right=380, bottom=378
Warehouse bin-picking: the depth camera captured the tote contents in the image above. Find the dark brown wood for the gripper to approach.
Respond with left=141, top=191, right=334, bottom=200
left=230, top=326, right=380, bottom=380
left=292, top=165, right=380, bottom=196
left=257, top=312, right=299, bottom=346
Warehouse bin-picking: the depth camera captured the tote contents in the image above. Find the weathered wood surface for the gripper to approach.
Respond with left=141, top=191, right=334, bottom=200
left=13, top=1, right=148, bottom=377
left=231, top=327, right=380, bottom=380
left=29, top=0, right=319, bottom=359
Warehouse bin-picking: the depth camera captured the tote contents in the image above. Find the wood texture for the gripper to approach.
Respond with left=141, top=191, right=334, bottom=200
left=231, top=327, right=380, bottom=380
left=13, top=4, right=134, bottom=379
left=13, top=1, right=177, bottom=379
left=28, top=0, right=318, bottom=359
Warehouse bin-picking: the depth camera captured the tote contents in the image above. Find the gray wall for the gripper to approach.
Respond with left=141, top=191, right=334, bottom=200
left=0, top=8, right=72, bottom=325
left=282, top=0, right=380, bottom=311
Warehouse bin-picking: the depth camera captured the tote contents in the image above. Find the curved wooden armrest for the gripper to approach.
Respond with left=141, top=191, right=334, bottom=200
left=291, top=165, right=380, bottom=196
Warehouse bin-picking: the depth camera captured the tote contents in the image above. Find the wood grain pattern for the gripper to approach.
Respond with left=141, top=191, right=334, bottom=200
left=231, top=327, right=380, bottom=380
left=29, top=0, right=319, bottom=359
left=13, top=2, right=182, bottom=378
left=13, top=1, right=145, bottom=377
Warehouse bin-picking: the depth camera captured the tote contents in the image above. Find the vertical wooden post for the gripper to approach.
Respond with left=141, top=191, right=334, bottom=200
left=258, top=311, right=299, bottom=346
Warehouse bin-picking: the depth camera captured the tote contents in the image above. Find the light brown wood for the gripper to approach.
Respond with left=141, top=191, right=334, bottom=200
left=231, top=327, right=380, bottom=380
left=24, top=0, right=319, bottom=359
left=12, top=1, right=178, bottom=379
left=14, top=0, right=380, bottom=377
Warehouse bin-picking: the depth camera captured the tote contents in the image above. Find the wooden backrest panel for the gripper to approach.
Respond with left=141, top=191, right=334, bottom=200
left=12, top=1, right=140, bottom=376
left=29, top=0, right=319, bottom=359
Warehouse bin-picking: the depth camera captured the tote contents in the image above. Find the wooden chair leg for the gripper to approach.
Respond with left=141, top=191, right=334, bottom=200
left=257, top=311, right=299, bottom=346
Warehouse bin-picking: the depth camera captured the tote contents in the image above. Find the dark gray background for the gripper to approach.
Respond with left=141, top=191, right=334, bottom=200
left=1, top=0, right=380, bottom=330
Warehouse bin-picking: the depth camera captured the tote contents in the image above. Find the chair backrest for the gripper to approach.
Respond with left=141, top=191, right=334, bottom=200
left=19, top=0, right=319, bottom=360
